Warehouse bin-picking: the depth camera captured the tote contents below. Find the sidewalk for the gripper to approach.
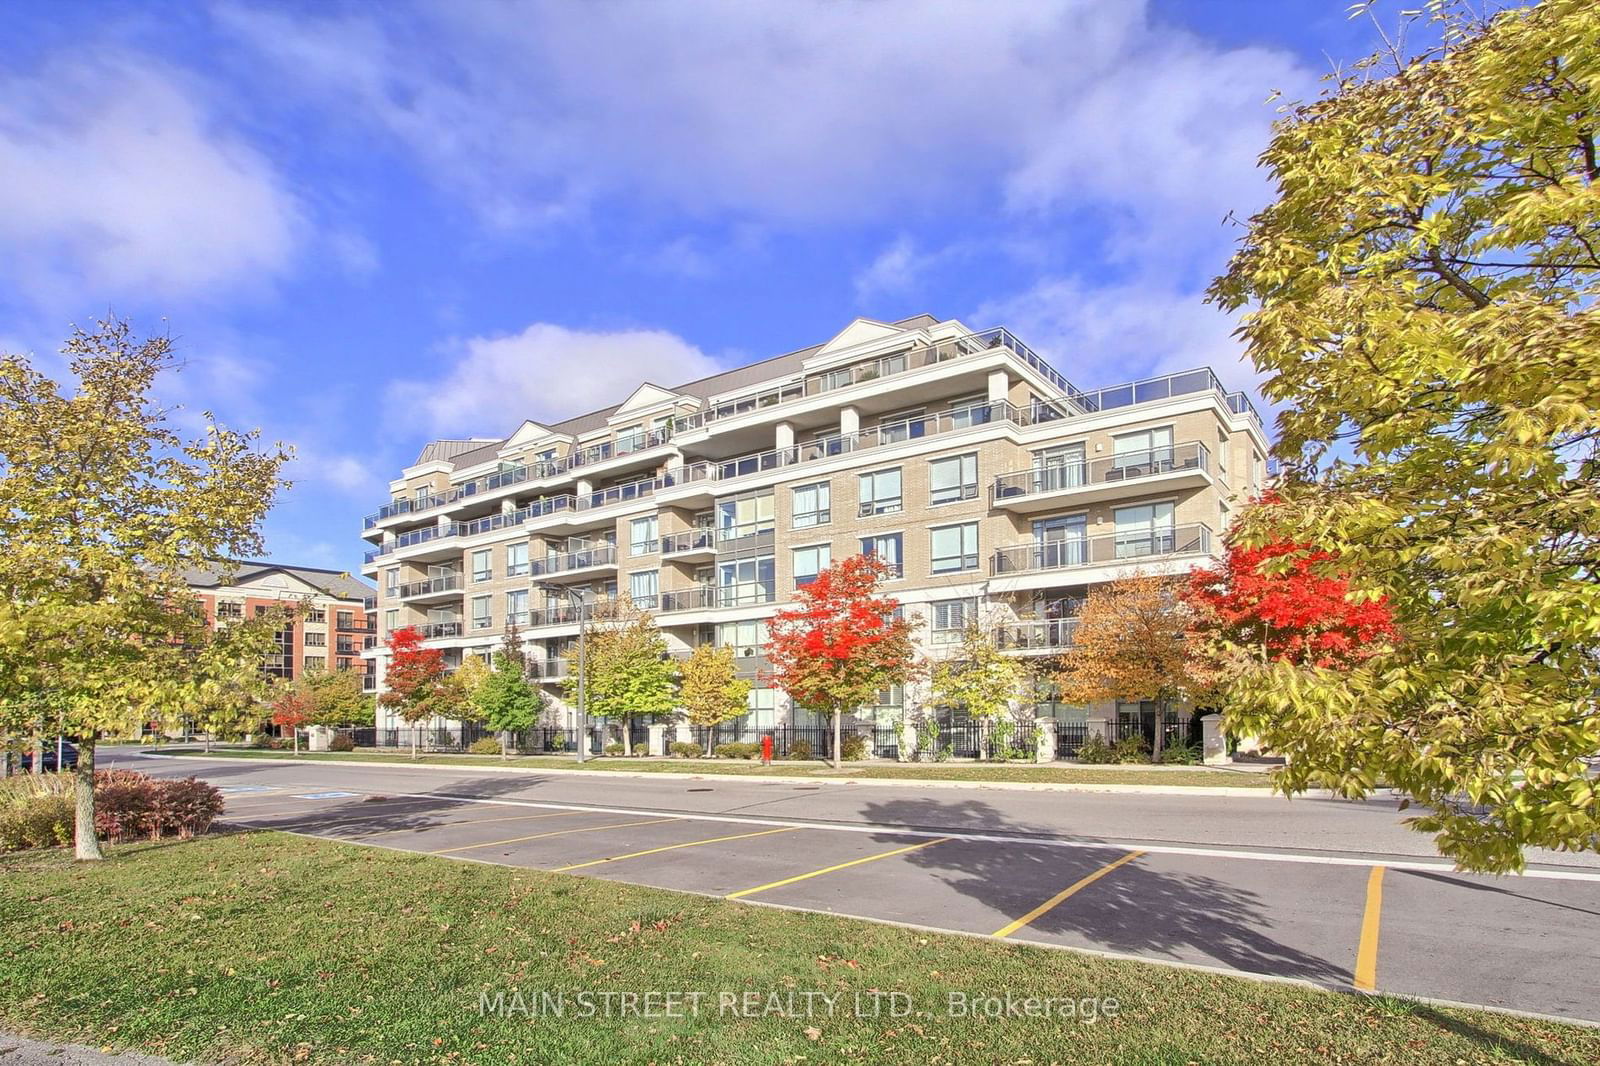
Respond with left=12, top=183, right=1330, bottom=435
left=0, top=1033, right=180, bottom=1066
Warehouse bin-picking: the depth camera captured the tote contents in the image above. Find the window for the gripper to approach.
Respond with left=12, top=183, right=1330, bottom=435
left=1112, top=426, right=1175, bottom=473
left=471, top=549, right=492, bottom=583
left=718, top=493, right=774, bottom=540
left=946, top=395, right=992, bottom=428
left=384, top=609, right=398, bottom=634
left=505, top=542, right=529, bottom=578
left=930, top=522, right=978, bottom=574
left=792, top=544, right=831, bottom=588
left=303, top=631, right=326, bottom=648
left=716, top=620, right=768, bottom=656
left=929, top=453, right=978, bottom=505
left=629, top=570, right=659, bottom=606
left=747, top=687, right=778, bottom=729
left=858, top=468, right=902, bottom=516
left=1034, top=514, right=1088, bottom=567
left=306, top=608, right=325, bottom=624
left=1032, top=443, right=1086, bottom=492
left=336, top=610, right=353, bottom=630
left=930, top=598, right=976, bottom=644
left=859, top=533, right=903, bottom=577
left=505, top=589, right=529, bottom=626
left=791, top=481, right=831, bottom=528
left=385, top=568, right=399, bottom=597
left=214, top=600, right=242, bottom=620
left=303, top=655, right=325, bottom=673
left=1217, top=431, right=1230, bottom=483
left=471, top=595, right=492, bottom=630
left=1113, top=502, right=1176, bottom=558
left=630, top=515, right=659, bottom=556
left=717, top=556, right=775, bottom=605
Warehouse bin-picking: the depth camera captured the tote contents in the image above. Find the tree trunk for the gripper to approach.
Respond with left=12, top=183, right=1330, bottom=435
left=411, top=727, right=418, bottom=761
left=500, top=729, right=511, bottom=760
left=32, top=721, right=44, bottom=775
left=293, top=728, right=300, bottom=755
left=1152, top=699, right=1166, bottom=762
left=204, top=732, right=212, bottom=753
left=74, top=735, right=102, bottom=861
left=831, top=711, right=842, bottom=771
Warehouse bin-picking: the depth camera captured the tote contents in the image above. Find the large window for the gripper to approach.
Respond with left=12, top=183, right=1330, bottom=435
left=717, top=556, right=775, bottom=605
left=929, top=453, right=978, bottom=505
left=303, top=655, right=325, bottom=673
left=718, top=493, right=775, bottom=540
left=384, top=609, right=398, bottom=634
left=747, top=687, right=778, bottom=729
left=471, top=549, right=492, bottom=583
left=629, top=569, right=659, bottom=606
left=858, top=468, right=902, bottom=516
left=214, top=600, right=242, bottom=620
left=792, top=544, right=831, bottom=588
left=1033, top=443, right=1086, bottom=491
left=630, top=515, right=659, bottom=556
left=791, top=481, right=831, bottom=528
left=930, top=598, right=976, bottom=644
left=385, top=568, right=399, bottom=597
left=505, top=542, right=529, bottom=578
left=930, top=522, right=978, bottom=574
left=1112, top=425, right=1175, bottom=472
left=716, top=620, right=768, bottom=656
left=859, top=533, right=903, bottom=576
left=303, top=631, right=326, bottom=648
left=1113, top=501, right=1176, bottom=558
left=471, top=595, right=492, bottom=630
left=505, top=589, right=529, bottom=626
left=1034, top=514, right=1088, bottom=567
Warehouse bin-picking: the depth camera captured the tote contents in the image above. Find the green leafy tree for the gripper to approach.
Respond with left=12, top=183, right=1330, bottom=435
left=303, top=668, right=375, bottom=728
left=930, top=624, right=1027, bottom=761
left=174, top=608, right=285, bottom=752
left=475, top=627, right=544, bottom=759
left=679, top=645, right=751, bottom=754
left=0, top=319, right=290, bottom=858
left=563, top=598, right=677, bottom=754
left=1208, top=0, right=1600, bottom=871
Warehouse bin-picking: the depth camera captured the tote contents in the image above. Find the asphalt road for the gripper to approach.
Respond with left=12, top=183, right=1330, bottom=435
left=105, top=749, right=1600, bottom=1024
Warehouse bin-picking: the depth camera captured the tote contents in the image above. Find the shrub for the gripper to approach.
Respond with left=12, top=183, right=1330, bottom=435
left=633, top=743, right=650, bottom=756
left=668, top=741, right=703, bottom=759
left=604, top=742, right=626, bottom=756
left=840, top=734, right=867, bottom=762
left=1074, top=734, right=1115, bottom=764
left=328, top=734, right=356, bottom=753
left=787, top=739, right=814, bottom=761
left=0, top=774, right=73, bottom=852
left=935, top=743, right=953, bottom=762
left=468, top=737, right=502, bottom=755
left=1112, top=736, right=1152, bottom=764
left=94, top=771, right=224, bottom=844
left=544, top=734, right=568, bottom=753
left=1158, top=740, right=1200, bottom=765
left=714, top=742, right=754, bottom=760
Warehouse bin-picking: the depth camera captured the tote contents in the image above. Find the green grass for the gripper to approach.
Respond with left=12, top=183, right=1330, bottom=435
left=2, top=833, right=1595, bottom=1065
left=165, top=747, right=1277, bottom=788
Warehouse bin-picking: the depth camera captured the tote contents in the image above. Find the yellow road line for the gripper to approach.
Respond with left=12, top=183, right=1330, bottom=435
left=554, top=826, right=799, bottom=872
left=429, top=817, right=679, bottom=856
left=991, top=850, right=1144, bottom=938
left=356, top=809, right=588, bottom=839
left=726, top=837, right=950, bottom=900
left=1354, top=865, right=1386, bottom=991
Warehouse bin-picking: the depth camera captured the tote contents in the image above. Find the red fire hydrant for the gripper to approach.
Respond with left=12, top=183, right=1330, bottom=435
left=761, top=734, right=774, bottom=765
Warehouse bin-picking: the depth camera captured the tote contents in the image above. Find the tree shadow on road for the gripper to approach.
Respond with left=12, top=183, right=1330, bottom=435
left=217, top=773, right=557, bottom=841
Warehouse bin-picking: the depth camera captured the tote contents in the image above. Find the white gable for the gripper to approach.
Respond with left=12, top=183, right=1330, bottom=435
left=613, top=382, right=680, bottom=417
left=814, top=318, right=904, bottom=358
left=234, top=569, right=326, bottom=597
left=501, top=420, right=559, bottom=451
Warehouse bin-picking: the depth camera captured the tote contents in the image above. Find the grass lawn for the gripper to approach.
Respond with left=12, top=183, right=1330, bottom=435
left=164, top=747, right=1277, bottom=788
left=3, top=833, right=1595, bottom=1065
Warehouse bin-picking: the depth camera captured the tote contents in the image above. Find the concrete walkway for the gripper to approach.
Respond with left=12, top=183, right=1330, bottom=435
left=0, top=1033, right=180, bottom=1066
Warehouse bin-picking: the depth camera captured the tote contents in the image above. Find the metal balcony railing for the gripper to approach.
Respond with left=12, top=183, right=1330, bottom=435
left=531, top=545, right=617, bottom=577
left=416, top=621, right=463, bottom=639
left=990, top=523, right=1214, bottom=576
left=658, top=583, right=776, bottom=613
left=994, top=619, right=1080, bottom=651
left=991, top=442, right=1210, bottom=502
left=395, top=574, right=463, bottom=599
left=659, top=529, right=716, bottom=555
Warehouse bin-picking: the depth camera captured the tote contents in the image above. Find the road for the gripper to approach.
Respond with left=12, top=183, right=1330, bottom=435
left=105, top=748, right=1600, bottom=1024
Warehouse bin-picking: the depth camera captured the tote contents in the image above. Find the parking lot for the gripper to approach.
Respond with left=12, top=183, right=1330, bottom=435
left=178, top=757, right=1600, bottom=1026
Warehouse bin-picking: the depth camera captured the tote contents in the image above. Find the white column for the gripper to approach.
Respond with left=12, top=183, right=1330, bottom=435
left=987, top=369, right=1010, bottom=403
left=839, top=406, right=860, bottom=436
left=775, top=422, right=795, bottom=450
left=576, top=478, right=593, bottom=497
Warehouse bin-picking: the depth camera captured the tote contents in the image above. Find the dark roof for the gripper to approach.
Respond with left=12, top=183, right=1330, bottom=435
left=180, top=560, right=374, bottom=601
left=420, top=314, right=944, bottom=469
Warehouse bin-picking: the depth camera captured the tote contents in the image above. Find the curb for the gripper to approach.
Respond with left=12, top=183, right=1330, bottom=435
left=141, top=749, right=1317, bottom=799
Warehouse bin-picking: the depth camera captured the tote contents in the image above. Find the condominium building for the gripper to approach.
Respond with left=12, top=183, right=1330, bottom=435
left=360, top=315, right=1269, bottom=738
left=183, top=560, right=377, bottom=689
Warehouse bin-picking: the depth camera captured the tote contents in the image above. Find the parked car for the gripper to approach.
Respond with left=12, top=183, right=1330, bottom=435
left=20, top=739, right=79, bottom=772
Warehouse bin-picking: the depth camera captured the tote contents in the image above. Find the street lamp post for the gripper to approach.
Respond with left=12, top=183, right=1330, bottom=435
left=536, top=584, right=588, bottom=762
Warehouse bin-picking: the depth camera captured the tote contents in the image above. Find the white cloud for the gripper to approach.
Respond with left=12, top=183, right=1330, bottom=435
left=0, top=53, right=306, bottom=308
left=853, top=236, right=926, bottom=303
left=389, top=323, right=725, bottom=437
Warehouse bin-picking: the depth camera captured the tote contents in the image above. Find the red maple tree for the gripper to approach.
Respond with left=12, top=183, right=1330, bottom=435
left=269, top=687, right=312, bottom=754
left=1187, top=535, right=1397, bottom=668
left=378, top=626, right=460, bottom=759
left=764, top=553, right=916, bottom=769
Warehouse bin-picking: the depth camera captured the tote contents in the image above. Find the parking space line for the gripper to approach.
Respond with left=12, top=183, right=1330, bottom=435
left=992, top=850, right=1144, bottom=938
left=554, top=826, right=799, bottom=873
left=1354, top=865, right=1385, bottom=991
left=726, top=837, right=950, bottom=900
left=429, top=817, right=680, bottom=856
left=355, top=810, right=590, bottom=839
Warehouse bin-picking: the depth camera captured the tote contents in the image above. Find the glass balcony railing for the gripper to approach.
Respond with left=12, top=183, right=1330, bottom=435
left=416, top=621, right=463, bottom=639
left=531, top=545, right=617, bottom=576
left=658, top=583, right=776, bottom=613
left=659, top=529, right=716, bottom=555
left=991, top=523, right=1214, bottom=576
left=395, top=574, right=463, bottom=598
left=994, top=619, right=1080, bottom=651
left=991, top=442, right=1210, bottom=501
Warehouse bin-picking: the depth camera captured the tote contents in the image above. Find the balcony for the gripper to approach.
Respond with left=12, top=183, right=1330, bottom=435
left=658, top=583, right=776, bottom=614
left=416, top=621, right=463, bottom=640
left=530, top=544, right=618, bottom=580
left=990, top=442, right=1211, bottom=513
left=991, top=523, right=1214, bottom=578
left=995, top=619, right=1080, bottom=653
left=395, top=574, right=464, bottom=601
left=659, top=528, right=716, bottom=559
left=525, top=604, right=582, bottom=629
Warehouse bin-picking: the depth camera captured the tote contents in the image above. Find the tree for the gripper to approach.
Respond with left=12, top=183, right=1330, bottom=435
left=452, top=655, right=492, bottom=721
left=0, top=319, right=290, bottom=858
left=1207, top=0, right=1600, bottom=871
left=1054, top=573, right=1203, bottom=760
left=379, top=626, right=461, bottom=759
left=174, top=608, right=285, bottom=752
left=269, top=683, right=312, bottom=755
left=474, top=627, right=544, bottom=759
left=563, top=598, right=677, bottom=753
left=302, top=668, right=375, bottom=728
left=929, top=624, right=1028, bottom=760
left=765, top=554, right=916, bottom=769
left=679, top=645, right=751, bottom=753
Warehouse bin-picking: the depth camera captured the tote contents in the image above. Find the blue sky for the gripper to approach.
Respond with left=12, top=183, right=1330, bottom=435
left=2, top=1, right=1387, bottom=574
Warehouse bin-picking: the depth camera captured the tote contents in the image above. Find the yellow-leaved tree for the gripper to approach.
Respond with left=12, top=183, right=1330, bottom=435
left=678, top=645, right=750, bottom=754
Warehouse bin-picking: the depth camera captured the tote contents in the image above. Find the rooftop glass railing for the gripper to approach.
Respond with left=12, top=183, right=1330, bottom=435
left=990, top=442, right=1210, bottom=501
left=990, top=523, right=1214, bottom=576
